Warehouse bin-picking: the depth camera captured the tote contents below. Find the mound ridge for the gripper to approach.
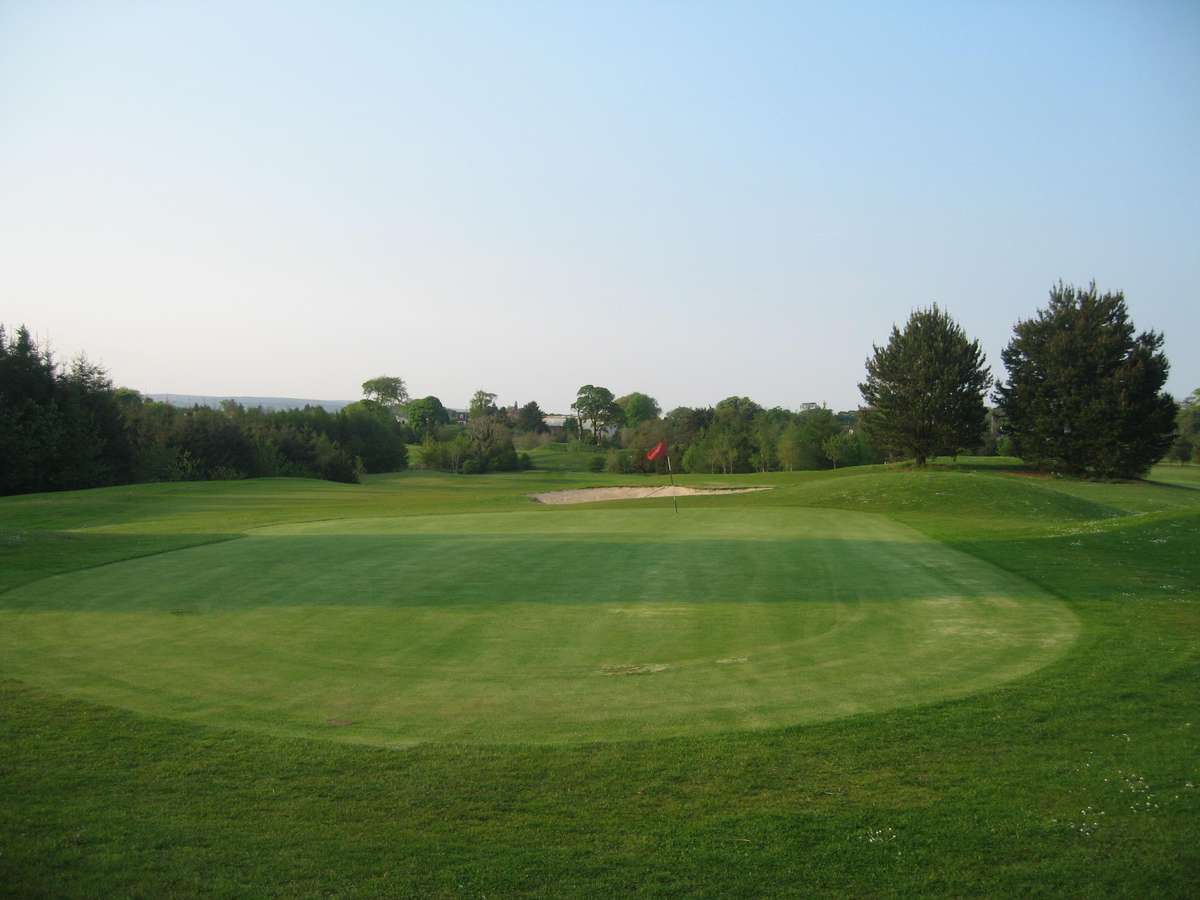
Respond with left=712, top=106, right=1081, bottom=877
left=777, top=470, right=1122, bottom=527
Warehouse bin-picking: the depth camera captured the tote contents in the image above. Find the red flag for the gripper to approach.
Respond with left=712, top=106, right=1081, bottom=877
left=646, top=441, right=667, bottom=462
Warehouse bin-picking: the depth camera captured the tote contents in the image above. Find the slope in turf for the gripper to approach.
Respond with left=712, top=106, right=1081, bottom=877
left=0, top=507, right=1078, bottom=745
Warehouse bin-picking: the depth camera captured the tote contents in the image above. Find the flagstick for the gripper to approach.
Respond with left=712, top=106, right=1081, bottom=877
left=667, top=454, right=678, bottom=514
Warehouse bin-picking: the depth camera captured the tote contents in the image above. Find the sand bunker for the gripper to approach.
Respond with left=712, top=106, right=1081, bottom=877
left=530, top=485, right=773, bottom=505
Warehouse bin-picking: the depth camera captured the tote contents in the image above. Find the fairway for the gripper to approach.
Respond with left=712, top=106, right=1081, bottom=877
left=0, top=506, right=1077, bottom=745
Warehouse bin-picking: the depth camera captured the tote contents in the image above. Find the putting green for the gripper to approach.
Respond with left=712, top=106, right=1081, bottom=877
left=0, top=508, right=1078, bottom=745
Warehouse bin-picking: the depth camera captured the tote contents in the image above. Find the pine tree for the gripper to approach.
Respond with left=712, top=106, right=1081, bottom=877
left=858, top=305, right=991, bottom=466
left=995, top=282, right=1176, bottom=478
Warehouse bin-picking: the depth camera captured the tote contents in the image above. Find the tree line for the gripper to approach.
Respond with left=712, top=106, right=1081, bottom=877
left=581, top=396, right=883, bottom=476
left=1, top=280, right=1185, bottom=495
left=352, top=382, right=533, bottom=475
left=0, top=326, right=410, bottom=496
left=545, top=281, right=1181, bottom=479
left=410, top=384, right=881, bottom=477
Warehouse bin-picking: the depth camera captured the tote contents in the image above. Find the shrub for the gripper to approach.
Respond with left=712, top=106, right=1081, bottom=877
left=605, top=449, right=630, bottom=474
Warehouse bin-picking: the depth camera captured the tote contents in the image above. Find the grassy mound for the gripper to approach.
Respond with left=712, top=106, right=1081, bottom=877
left=777, top=468, right=1123, bottom=530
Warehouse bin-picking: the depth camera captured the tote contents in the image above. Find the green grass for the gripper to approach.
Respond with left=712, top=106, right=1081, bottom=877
left=0, top=508, right=1077, bottom=745
left=526, top=442, right=606, bottom=471
left=1149, top=462, right=1200, bottom=489
left=1, top=464, right=1198, bottom=896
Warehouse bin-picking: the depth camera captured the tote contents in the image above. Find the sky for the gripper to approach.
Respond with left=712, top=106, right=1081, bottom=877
left=2, top=1, right=1197, bottom=413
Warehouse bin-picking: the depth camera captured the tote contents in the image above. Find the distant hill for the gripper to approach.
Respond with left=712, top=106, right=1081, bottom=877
left=147, top=393, right=351, bottom=413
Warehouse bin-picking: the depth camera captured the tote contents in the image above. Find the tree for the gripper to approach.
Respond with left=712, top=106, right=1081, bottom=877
left=406, top=396, right=450, bottom=440
left=822, top=431, right=856, bottom=469
left=466, top=416, right=518, bottom=472
left=1168, top=433, right=1194, bottom=464
left=515, top=401, right=548, bottom=434
left=797, top=407, right=840, bottom=469
left=1, top=324, right=370, bottom=491
left=615, top=392, right=661, bottom=428
left=0, top=327, right=134, bottom=494
left=337, top=401, right=409, bottom=473
left=172, top=406, right=257, bottom=478
left=696, top=396, right=762, bottom=473
left=572, top=385, right=622, bottom=444
left=772, top=408, right=839, bottom=471
left=1167, top=389, right=1198, bottom=464
left=361, top=376, right=408, bottom=410
left=859, top=304, right=991, bottom=466
left=707, top=431, right=740, bottom=474
left=469, top=390, right=498, bottom=420
left=663, top=406, right=713, bottom=447
left=751, top=412, right=779, bottom=472
left=995, top=282, right=1177, bottom=478
left=467, top=415, right=505, bottom=458
left=421, top=431, right=469, bottom=473
left=776, top=423, right=804, bottom=471
left=624, top=419, right=669, bottom=473
left=851, top=419, right=885, bottom=466
left=682, top=437, right=712, bottom=473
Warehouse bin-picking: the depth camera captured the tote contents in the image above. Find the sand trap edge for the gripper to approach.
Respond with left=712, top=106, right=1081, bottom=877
left=529, top=486, right=774, bottom=505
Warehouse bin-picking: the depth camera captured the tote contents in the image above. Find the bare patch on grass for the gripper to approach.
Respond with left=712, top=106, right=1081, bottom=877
left=922, top=596, right=971, bottom=609
left=602, top=663, right=669, bottom=676
left=608, top=607, right=691, bottom=616
left=937, top=625, right=1005, bottom=640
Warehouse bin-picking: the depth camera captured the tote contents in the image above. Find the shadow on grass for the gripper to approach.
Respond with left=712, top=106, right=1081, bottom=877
left=0, top=530, right=242, bottom=596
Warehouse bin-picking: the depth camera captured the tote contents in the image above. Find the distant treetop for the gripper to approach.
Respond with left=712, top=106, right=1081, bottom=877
left=361, top=376, right=408, bottom=408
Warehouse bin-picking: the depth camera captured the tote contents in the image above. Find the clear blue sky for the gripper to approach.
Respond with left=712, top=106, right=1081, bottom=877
left=2, top=1, right=1197, bottom=412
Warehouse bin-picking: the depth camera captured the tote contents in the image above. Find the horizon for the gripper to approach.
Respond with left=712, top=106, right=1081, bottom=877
left=141, top=390, right=849, bottom=416
left=3, top=2, right=1197, bottom=412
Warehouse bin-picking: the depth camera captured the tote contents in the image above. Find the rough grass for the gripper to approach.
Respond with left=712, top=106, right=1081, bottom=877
left=1, top=463, right=1197, bottom=896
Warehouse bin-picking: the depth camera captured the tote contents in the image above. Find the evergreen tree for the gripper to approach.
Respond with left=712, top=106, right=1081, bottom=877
left=0, top=327, right=133, bottom=494
left=995, top=282, right=1176, bottom=478
left=337, top=401, right=409, bottom=473
left=2, top=324, right=385, bottom=492
left=0, top=325, right=59, bottom=494
left=514, top=400, right=548, bottom=434
left=858, top=305, right=991, bottom=466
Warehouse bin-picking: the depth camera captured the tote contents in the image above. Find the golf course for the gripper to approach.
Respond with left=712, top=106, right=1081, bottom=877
left=5, top=1, right=1196, bottom=893
left=1, top=457, right=1197, bottom=895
